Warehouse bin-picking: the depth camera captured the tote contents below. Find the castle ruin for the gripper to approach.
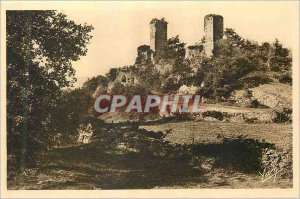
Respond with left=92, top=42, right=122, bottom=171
left=150, top=18, right=168, bottom=58
left=203, top=14, right=224, bottom=57
left=113, top=14, right=224, bottom=86
left=135, top=45, right=153, bottom=64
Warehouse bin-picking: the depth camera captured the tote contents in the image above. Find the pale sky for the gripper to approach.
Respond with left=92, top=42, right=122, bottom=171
left=61, top=1, right=299, bottom=87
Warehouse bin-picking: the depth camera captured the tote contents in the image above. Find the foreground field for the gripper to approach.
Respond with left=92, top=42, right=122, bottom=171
left=8, top=121, right=292, bottom=189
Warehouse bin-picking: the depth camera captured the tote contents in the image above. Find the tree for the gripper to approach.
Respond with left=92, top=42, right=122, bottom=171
left=259, top=40, right=292, bottom=72
left=223, top=28, right=245, bottom=48
left=7, top=11, right=93, bottom=168
left=259, top=42, right=273, bottom=71
left=200, top=29, right=257, bottom=100
left=137, top=65, right=161, bottom=92
left=83, top=75, right=109, bottom=95
left=106, top=68, right=118, bottom=81
left=270, top=39, right=292, bottom=72
left=166, top=35, right=186, bottom=59
left=200, top=29, right=292, bottom=100
left=51, top=88, right=93, bottom=138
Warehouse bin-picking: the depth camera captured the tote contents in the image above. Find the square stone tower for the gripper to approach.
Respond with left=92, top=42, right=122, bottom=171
left=204, top=14, right=224, bottom=57
left=150, top=18, right=168, bottom=57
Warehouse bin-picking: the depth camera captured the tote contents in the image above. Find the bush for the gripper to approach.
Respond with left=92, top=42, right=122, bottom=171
left=247, top=99, right=269, bottom=109
left=249, top=99, right=260, bottom=108
left=203, top=111, right=226, bottom=121
left=261, top=147, right=292, bottom=182
left=272, top=108, right=292, bottom=123
left=275, top=73, right=292, bottom=85
left=244, top=117, right=259, bottom=124
left=191, top=135, right=275, bottom=173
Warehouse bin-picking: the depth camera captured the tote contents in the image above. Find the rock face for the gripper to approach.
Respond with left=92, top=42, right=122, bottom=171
left=250, top=83, right=292, bottom=111
left=231, top=83, right=292, bottom=112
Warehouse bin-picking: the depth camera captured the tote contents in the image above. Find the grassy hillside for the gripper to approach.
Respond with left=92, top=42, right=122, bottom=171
left=142, top=121, right=292, bottom=149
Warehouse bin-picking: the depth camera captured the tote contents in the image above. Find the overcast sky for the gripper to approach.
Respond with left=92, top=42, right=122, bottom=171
left=61, top=1, right=298, bottom=87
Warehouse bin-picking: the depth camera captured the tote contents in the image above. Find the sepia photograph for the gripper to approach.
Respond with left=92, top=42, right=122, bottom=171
left=0, top=1, right=299, bottom=198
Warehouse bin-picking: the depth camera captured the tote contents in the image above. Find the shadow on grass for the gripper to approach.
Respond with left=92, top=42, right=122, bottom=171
left=38, top=132, right=275, bottom=189
left=44, top=145, right=205, bottom=189
left=191, top=135, right=275, bottom=173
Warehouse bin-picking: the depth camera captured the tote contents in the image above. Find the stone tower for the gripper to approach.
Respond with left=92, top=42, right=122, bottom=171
left=150, top=18, right=168, bottom=57
left=203, top=14, right=224, bottom=57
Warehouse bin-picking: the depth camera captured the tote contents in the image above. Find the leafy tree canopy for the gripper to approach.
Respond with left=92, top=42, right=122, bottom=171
left=7, top=10, right=93, bottom=168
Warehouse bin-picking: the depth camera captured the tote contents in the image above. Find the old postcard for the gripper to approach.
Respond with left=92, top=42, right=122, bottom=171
left=0, top=1, right=299, bottom=198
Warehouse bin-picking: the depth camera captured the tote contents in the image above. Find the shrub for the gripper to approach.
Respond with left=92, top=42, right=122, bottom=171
left=272, top=108, right=292, bottom=123
left=247, top=99, right=269, bottom=109
left=249, top=99, right=260, bottom=108
left=275, top=73, right=292, bottom=85
left=191, top=135, right=275, bottom=173
left=203, top=111, right=226, bottom=121
left=261, top=147, right=292, bottom=182
left=244, top=117, right=259, bottom=124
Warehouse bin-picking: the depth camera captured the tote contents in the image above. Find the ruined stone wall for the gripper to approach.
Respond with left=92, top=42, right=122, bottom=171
left=115, top=68, right=138, bottom=85
left=150, top=18, right=168, bottom=57
left=135, top=45, right=153, bottom=64
left=185, top=45, right=204, bottom=59
left=204, top=14, right=223, bottom=57
left=154, top=58, right=175, bottom=76
left=185, top=45, right=205, bottom=72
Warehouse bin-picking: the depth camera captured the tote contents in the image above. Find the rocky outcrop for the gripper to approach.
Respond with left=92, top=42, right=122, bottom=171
left=230, top=83, right=292, bottom=112
left=250, top=83, right=292, bottom=111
